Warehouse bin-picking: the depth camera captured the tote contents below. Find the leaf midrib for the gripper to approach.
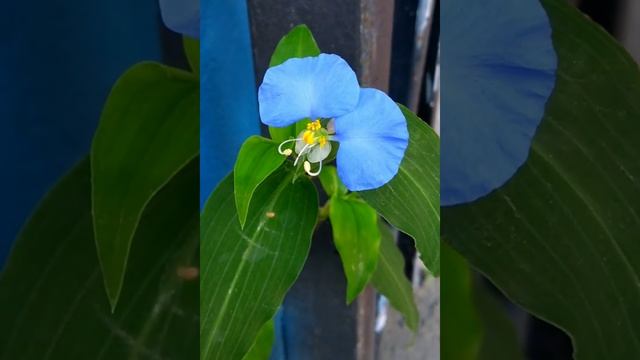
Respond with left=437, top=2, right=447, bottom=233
left=202, top=173, right=294, bottom=359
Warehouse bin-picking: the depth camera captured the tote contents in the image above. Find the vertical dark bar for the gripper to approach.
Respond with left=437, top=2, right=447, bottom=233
left=357, top=1, right=395, bottom=359
left=247, top=0, right=395, bottom=358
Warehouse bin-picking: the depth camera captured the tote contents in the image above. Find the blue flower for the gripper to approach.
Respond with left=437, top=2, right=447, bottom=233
left=159, top=0, right=200, bottom=38
left=259, top=54, right=409, bottom=191
left=441, top=0, right=557, bottom=205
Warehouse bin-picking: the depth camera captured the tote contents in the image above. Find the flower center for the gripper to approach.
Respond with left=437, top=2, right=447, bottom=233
left=302, top=120, right=329, bottom=147
left=277, top=119, right=336, bottom=177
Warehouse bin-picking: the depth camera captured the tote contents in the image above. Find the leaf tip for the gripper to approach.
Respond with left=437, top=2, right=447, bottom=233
left=105, top=284, right=121, bottom=314
left=345, top=283, right=366, bottom=305
left=291, top=23, right=311, bottom=33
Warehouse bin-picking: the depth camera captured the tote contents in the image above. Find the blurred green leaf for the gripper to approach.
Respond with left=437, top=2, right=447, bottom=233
left=234, top=136, right=287, bottom=228
left=441, top=243, right=524, bottom=360
left=0, top=159, right=199, bottom=359
left=475, top=284, right=524, bottom=360
left=370, top=222, right=419, bottom=332
left=318, top=165, right=347, bottom=197
left=183, top=36, right=200, bottom=76
left=242, top=319, right=275, bottom=360
left=442, top=0, right=640, bottom=358
left=360, top=105, right=440, bottom=275
left=267, top=25, right=321, bottom=143
left=329, top=196, right=380, bottom=303
left=201, top=171, right=318, bottom=359
left=441, top=243, right=482, bottom=360
left=91, top=62, right=198, bottom=310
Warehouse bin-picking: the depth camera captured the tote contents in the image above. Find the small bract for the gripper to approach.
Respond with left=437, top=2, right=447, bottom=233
left=259, top=53, right=409, bottom=191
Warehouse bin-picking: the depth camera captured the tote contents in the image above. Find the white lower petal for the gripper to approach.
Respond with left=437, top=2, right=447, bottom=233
left=307, top=142, right=332, bottom=163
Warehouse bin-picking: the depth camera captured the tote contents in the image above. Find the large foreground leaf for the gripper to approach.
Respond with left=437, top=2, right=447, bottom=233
left=91, top=62, right=199, bottom=309
left=360, top=106, right=440, bottom=275
left=0, top=159, right=199, bottom=359
left=442, top=1, right=640, bottom=358
left=201, top=171, right=318, bottom=359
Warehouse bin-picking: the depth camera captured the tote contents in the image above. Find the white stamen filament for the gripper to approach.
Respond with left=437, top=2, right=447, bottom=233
left=304, top=160, right=322, bottom=176
left=277, top=138, right=298, bottom=156
left=294, top=143, right=315, bottom=166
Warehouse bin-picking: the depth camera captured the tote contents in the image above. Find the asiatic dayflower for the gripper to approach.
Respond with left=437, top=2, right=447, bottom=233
left=258, top=53, right=409, bottom=191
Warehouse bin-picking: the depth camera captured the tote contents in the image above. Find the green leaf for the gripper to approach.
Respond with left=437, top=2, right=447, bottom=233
left=268, top=24, right=320, bottom=68
left=183, top=36, right=200, bottom=75
left=359, top=105, right=440, bottom=275
left=441, top=243, right=482, bottom=360
left=234, top=136, right=287, bottom=228
left=370, top=222, right=419, bottom=332
left=441, top=243, right=523, bottom=360
left=91, top=62, right=199, bottom=310
left=201, top=171, right=318, bottom=359
left=267, top=24, right=321, bottom=143
left=442, top=0, right=640, bottom=358
left=329, top=196, right=381, bottom=303
left=242, top=319, right=275, bottom=360
left=475, top=284, right=524, bottom=360
left=318, top=165, right=348, bottom=197
left=0, top=159, right=199, bottom=359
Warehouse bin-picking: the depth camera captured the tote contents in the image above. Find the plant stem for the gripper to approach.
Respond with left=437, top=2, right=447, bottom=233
left=317, top=200, right=331, bottom=223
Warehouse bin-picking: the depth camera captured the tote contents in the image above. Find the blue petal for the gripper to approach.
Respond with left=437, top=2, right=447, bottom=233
left=441, top=0, right=557, bottom=205
left=159, top=0, right=200, bottom=38
left=258, top=54, right=360, bottom=127
left=334, top=88, right=409, bottom=191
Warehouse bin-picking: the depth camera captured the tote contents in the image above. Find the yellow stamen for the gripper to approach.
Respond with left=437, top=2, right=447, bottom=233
left=303, top=130, right=315, bottom=145
left=318, top=136, right=327, bottom=148
left=306, top=119, right=322, bottom=131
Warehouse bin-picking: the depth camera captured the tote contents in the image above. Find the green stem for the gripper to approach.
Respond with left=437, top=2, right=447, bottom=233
left=317, top=200, right=331, bottom=223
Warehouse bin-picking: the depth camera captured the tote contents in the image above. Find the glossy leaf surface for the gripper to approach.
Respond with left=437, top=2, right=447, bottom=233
left=242, top=319, right=275, bottom=360
left=234, top=136, right=286, bottom=228
left=319, top=165, right=348, bottom=197
left=360, top=106, right=440, bottom=275
left=329, top=196, right=381, bottom=303
left=201, top=171, right=318, bottom=359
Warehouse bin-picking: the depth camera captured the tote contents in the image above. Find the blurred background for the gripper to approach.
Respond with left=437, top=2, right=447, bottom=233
left=0, top=0, right=191, bottom=267
left=0, top=1, right=161, bottom=265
